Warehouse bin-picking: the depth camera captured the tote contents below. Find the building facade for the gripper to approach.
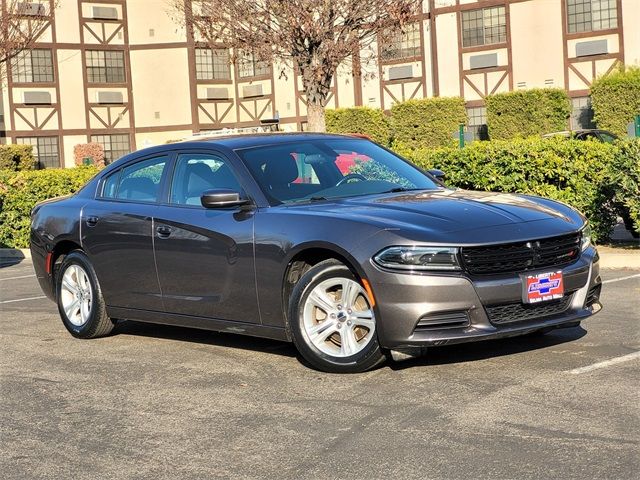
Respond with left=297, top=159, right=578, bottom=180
left=0, top=0, right=638, bottom=168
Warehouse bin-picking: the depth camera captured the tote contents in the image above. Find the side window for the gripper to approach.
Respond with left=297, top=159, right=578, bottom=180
left=170, top=153, right=242, bottom=205
left=101, top=170, right=121, bottom=198
left=116, top=156, right=168, bottom=202
left=598, top=132, right=616, bottom=143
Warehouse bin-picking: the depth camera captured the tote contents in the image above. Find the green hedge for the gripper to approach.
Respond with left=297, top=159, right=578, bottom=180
left=0, top=144, right=37, bottom=171
left=326, top=107, right=391, bottom=145
left=0, top=166, right=100, bottom=248
left=609, top=139, right=640, bottom=235
left=404, top=137, right=634, bottom=241
left=485, top=88, right=571, bottom=140
left=390, top=97, right=467, bottom=150
left=591, top=66, right=640, bottom=138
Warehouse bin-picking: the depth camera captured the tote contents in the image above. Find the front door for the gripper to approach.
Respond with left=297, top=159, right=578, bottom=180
left=81, top=154, right=170, bottom=311
left=153, top=151, right=259, bottom=323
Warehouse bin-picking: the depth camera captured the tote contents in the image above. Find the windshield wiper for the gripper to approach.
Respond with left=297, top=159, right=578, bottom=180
left=381, top=187, right=423, bottom=193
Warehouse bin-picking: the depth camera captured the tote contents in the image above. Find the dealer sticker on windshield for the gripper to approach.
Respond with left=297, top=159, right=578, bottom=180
left=523, top=271, right=564, bottom=304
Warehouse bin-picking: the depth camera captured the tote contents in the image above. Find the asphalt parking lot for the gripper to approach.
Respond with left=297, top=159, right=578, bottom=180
left=1, top=259, right=638, bottom=480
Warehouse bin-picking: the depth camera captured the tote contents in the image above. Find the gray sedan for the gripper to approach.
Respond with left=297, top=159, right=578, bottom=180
left=30, top=133, right=601, bottom=373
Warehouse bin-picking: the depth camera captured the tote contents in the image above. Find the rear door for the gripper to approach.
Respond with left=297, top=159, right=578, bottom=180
left=81, top=154, right=170, bottom=311
left=153, top=150, right=259, bottom=323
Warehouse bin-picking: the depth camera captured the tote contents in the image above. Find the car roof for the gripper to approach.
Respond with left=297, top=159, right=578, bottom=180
left=178, top=132, right=361, bottom=150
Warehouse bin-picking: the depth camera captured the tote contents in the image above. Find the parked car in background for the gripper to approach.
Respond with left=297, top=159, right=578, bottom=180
left=543, top=129, right=618, bottom=143
left=30, top=133, right=602, bottom=373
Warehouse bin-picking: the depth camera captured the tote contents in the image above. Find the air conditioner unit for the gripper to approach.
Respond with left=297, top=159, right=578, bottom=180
left=388, top=65, right=413, bottom=81
left=242, top=84, right=263, bottom=98
left=576, top=39, right=608, bottom=57
left=23, top=91, right=51, bottom=105
left=17, top=2, right=46, bottom=16
left=469, top=53, right=498, bottom=70
left=206, top=87, right=229, bottom=100
left=91, top=6, right=118, bottom=20
left=96, top=91, right=124, bottom=104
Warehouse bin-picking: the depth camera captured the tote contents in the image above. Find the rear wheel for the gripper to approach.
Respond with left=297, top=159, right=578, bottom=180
left=56, top=251, right=114, bottom=339
left=288, top=259, right=385, bottom=373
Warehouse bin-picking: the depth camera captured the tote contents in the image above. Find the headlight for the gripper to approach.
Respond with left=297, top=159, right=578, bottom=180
left=581, top=224, right=592, bottom=251
left=373, top=246, right=461, bottom=271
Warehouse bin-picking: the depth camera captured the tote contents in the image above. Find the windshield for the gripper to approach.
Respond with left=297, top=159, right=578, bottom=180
left=235, top=138, right=440, bottom=204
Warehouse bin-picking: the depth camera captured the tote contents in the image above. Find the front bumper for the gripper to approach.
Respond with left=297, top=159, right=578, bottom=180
left=367, top=246, right=601, bottom=349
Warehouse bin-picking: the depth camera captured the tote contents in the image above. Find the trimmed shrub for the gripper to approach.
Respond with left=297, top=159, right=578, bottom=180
left=74, top=142, right=106, bottom=167
left=609, top=138, right=640, bottom=235
left=390, top=97, right=467, bottom=151
left=485, top=88, right=571, bottom=140
left=404, top=137, right=619, bottom=241
left=326, top=107, right=391, bottom=145
left=0, top=166, right=99, bottom=248
left=0, top=144, right=37, bottom=171
left=591, top=66, right=640, bottom=138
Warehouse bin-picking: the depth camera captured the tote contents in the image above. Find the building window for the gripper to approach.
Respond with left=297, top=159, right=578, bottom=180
left=467, top=106, right=488, bottom=140
left=380, top=23, right=421, bottom=62
left=567, top=0, right=617, bottom=33
left=195, top=48, right=230, bottom=80
left=570, top=97, right=596, bottom=129
left=16, top=136, right=60, bottom=168
left=90, top=134, right=131, bottom=163
left=11, top=49, right=54, bottom=83
left=461, top=6, right=507, bottom=48
left=86, top=50, right=126, bottom=83
left=238, top=52, right=270, bottom=79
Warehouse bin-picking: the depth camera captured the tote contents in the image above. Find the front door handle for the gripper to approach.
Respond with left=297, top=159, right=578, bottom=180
left=156, top=225, right=173, bottom=238
left=85, top=216, right=98, bottom=227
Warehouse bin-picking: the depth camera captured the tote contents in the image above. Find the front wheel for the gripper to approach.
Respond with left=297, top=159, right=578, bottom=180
left=56, top=250, right=114, bottom=339
left=288, top=259, right=386, bottom=373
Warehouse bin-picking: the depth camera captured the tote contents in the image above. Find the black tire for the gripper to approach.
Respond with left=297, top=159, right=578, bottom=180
left=288, top=259, right=386, bottom=373
left=56, top=250, right=114, bottom=339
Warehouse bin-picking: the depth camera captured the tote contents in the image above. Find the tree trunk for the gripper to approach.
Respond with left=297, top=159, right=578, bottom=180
left=306, top=101, right=326, bottom=132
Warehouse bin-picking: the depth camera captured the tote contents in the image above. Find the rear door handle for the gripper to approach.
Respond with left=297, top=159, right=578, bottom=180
left=156, top=225, right=173, bottom=238
left=85, top=216, right=98, bottom=227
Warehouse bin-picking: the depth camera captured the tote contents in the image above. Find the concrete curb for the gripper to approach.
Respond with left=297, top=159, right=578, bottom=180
left=0, top=246, right=637, bottom=268
left=597, top=246, right=640, bottom=269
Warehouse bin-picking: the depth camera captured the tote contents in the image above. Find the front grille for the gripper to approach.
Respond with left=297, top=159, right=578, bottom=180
left=461, top=232, right=581, bottom=275
left=486, top=294, right=573, bottom=325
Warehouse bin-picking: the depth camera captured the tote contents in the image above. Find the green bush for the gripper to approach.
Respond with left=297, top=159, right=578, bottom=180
left=0, top=144, right=37, bottom=171
left=390, top=97, right=467, bottom=151
left=485, top=88, right=571, bottom=140
left=326, top=107, right=391, bottom=145
left=609, top=139, right=640, bottom=235
left=0, top=166, right=99, bottom=248
left=591, top=66, right=640, bottom=138
left=404, top=137, right=620, bottom=241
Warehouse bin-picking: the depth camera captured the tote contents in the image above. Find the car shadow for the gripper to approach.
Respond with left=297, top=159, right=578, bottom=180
left=114, top=320, right=298, bottom=358
left=386, top=326, right=588, bottom=371
left=0, top=249, right=26, bottom=268
left=115, top=320, right=587, bottom=371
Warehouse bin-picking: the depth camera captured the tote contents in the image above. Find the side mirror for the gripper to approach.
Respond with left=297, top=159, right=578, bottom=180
left=428, top=169, right=446, bottom=182
left=200, top=189, right=250, bottom=208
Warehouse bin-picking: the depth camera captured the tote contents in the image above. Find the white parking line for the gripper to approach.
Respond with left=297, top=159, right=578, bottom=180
left=567, top=351, right=640, bottom=375
left=0, top=295, right=47, bottom=304
left=0, top=274, right=36, bottom=281
left=602, top=273, right=640, bottom=284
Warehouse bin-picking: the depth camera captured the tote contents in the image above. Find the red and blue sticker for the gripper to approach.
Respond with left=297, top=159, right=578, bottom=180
left=524, top=271, right=564, bottom=303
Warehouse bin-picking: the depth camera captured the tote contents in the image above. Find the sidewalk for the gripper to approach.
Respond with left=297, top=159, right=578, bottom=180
left=1, top=245, right=638, bottom=268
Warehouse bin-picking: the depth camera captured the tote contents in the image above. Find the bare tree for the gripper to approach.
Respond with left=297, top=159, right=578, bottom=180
left=0, top=0, right=55, bottom=86
left=173, top=0, right=419, bottom=132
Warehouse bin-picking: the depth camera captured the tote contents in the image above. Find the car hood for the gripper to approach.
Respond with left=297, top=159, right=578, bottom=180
left=285, top=189, right=585, bottom=244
